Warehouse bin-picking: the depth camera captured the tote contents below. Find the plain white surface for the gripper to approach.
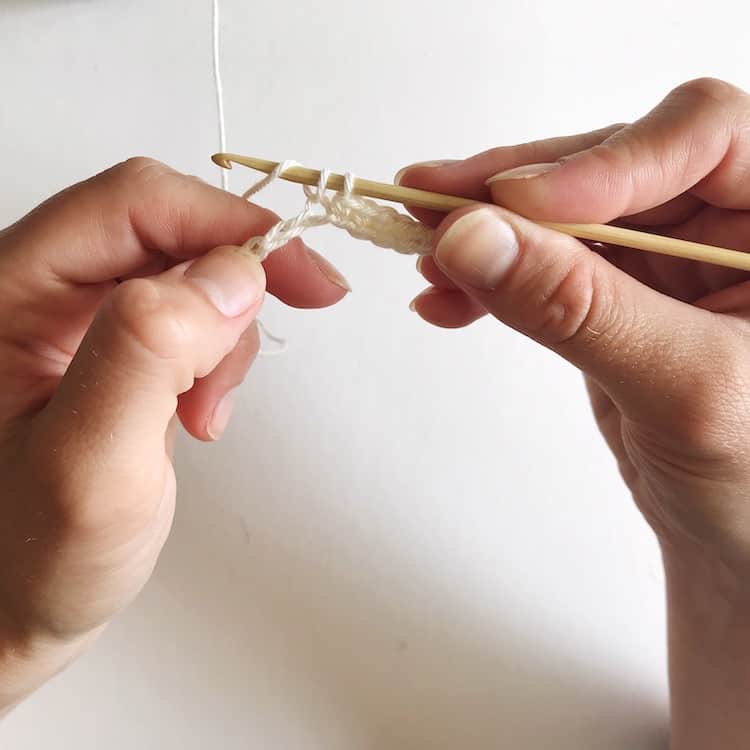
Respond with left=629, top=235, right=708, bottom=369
left=2, top=0, right=749, bottom=747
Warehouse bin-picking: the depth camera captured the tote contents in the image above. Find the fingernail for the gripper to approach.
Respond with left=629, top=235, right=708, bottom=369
left=186, top=247, right=266, bottom=317
left=434, top=208, right=518, bottom=291
left=409, top=287, right=439, bottom=312
left=307, top=248, right=352, bottom=292
left=485, top=162, right=558, bottom=184
left=208, top=388, right=237, bottom=440
left=395, top=160, right=457, bottom=185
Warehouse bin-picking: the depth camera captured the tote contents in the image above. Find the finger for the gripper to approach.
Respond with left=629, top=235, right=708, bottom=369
left=165, top=415, right=179, bottom=461
left=264, top=244, right=351, bottom=308
left=0, top=157, right=348, bottom=309
left=431, top=205, right=719, bottom=426
left=410, top=287, right=486, bottom=328
left=416, top=255, right=460, bottom=289
left=619, top=194, right=704, bottom=226
left=116, top=253, right=171, bottom=281
left=34, top=246, right=265, bottom=460
left=487, top=78, right=750, bottom=222
left=176, top=322, right=260, bottom=441
left=637, top=207, right=750, bottom=301
left=1, top=159, right=272, bottom=284
left=395, top=124, right=625, bottom=226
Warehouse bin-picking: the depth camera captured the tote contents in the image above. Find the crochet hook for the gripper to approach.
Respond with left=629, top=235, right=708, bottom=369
left=212, top=152, right=750, bottom=273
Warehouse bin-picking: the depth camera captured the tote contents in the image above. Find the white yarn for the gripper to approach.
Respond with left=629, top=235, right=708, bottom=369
left=212, top=1, right=432, bottom=261
left=212, top=0, right=289, bottom=353
left=211, top=0, right=431, bottom=354
left=211, top=0, right=228, bottom=191
left=240, top=164, right=435, bottom=261
left=241, top=159, right=300, bottom=200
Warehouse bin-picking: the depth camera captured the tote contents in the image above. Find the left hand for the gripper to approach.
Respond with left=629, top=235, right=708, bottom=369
left=0, top=157, right=348, bottom=711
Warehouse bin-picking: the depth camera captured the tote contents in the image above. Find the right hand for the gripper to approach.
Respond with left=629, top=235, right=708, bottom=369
left=399, top=78, right=750, bottom=748
left=400, top=78, right=750, bottom=574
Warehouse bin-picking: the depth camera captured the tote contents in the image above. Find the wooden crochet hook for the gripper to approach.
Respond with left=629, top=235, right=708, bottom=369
left=212, top=153, right=750, bottom=272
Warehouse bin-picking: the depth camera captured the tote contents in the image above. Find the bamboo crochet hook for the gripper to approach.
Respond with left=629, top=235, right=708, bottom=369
left=212, top=153, right=750, bottom=272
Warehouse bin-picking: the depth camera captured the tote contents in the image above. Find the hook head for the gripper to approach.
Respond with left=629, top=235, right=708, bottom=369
left=211, top=153, right=234, bottom=169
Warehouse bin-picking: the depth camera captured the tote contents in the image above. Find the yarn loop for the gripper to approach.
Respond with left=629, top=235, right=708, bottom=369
left=240, top=162, right=435, bottom=260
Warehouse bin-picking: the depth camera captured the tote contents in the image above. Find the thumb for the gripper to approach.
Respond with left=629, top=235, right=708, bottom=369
left=432, top=205, right=719, bottom=421
left=37, top=246, right=265, bottom=452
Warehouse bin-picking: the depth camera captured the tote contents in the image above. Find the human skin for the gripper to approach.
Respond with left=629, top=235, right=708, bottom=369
left=400, top=77, right=750, bottom=749
left=0, top=158, right=349, bottom=714
left=2, top=76, right=750, bottom=747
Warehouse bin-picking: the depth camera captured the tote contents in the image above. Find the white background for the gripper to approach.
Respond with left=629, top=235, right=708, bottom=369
left=1, top=1, right=748, bottom=747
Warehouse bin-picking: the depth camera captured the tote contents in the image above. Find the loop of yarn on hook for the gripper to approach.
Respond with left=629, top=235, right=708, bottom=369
left=240, top=162, right=435, bottom=261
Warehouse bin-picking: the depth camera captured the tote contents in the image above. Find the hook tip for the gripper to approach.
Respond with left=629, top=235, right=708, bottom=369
left=211, top=153, right=233, bottom=169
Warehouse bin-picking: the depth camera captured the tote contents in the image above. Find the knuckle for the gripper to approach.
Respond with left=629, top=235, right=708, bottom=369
left=107, top=157, right=175, bottom=194
left=118, top=156, right=170, bottom=180
left=672, top=77, right=740, bottom=107
left=110, top=278, right=190, bottom=362
left=579, top=140, right=633, bottom=177
left=563, top=138, right=638, bottom=213
left=523, top=250, right=622, bottom=351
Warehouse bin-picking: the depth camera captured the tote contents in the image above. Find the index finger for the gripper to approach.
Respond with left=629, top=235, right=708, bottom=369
left=0, top=157, right=347, bottom=308
left=485, top=78, right=750, bottom=223
left=395, top=124, right=625, bottom=226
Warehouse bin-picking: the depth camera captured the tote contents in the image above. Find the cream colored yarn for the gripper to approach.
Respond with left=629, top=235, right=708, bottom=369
left=240, top=161, right=435, bottom=260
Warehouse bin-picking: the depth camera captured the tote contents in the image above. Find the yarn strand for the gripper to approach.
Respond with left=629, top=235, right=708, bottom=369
left=212, top=0, right=228, bottom=191
left=240, top=163, right=435, bottom=260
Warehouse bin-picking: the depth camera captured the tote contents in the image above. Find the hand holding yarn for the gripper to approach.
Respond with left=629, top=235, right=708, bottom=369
left=0, top=158, right=348, bottom=713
